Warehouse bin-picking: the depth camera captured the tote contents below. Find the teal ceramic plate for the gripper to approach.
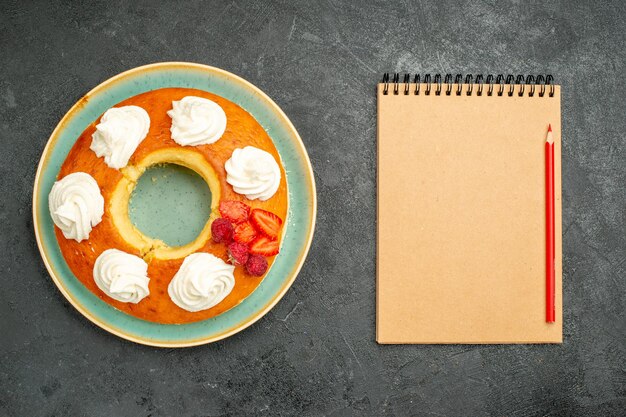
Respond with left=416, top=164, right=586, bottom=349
left=33, top=62, right=316, bottom=347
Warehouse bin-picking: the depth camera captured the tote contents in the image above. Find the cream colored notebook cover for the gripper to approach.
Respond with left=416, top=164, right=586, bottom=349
left=377, top=75, right=562, bottom=344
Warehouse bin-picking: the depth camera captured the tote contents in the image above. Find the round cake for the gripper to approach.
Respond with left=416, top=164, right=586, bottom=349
left=51, top=88, right=288, bottom=324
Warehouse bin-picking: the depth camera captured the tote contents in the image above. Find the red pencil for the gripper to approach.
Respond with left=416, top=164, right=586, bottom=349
left=545, top=124, right=555, bottom=323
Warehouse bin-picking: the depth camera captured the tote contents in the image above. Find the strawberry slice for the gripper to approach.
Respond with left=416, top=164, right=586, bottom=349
left=219, top=200, right=250, bottom=224
left=250, top=209, right=283, bottom=240
left=249, top=235, right=280, bottom=256
left=233, top=221, right=257, bottom=244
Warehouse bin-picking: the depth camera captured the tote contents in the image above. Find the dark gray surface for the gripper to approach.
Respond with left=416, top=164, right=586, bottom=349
left=1, top=0, right=625, bottom=416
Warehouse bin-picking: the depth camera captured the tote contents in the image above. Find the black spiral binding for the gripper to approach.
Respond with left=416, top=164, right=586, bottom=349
left=381, top=73, right=555, bottom=97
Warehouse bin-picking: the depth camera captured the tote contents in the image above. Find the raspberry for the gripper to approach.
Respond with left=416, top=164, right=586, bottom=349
left=211, top=218, right=233, bottom=243
left=245, top=254, right=268, bottom=276
left=227, top=242, right=249, bottom=266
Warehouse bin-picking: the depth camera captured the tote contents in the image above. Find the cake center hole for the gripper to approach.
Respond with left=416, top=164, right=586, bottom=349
left=129, top=164, right=212, bottom=247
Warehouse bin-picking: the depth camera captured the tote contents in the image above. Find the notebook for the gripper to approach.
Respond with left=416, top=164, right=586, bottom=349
left=377, top=73, right=562, bottom=344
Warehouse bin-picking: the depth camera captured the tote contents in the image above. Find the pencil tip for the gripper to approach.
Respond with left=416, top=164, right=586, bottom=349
left=546, top=124, right=554, bottom=143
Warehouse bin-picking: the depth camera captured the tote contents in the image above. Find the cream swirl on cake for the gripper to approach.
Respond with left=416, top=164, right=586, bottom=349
left=90, top=105, right=150, bottom=169
left=225, top=146, right=281, bottom=201
left=168, top=253, right=235, bottom=312
left=167, top=96, right=227, bottom=146
left=48, top=172, right=104, bottom=242
left=93, top=249, right=150, bottom=303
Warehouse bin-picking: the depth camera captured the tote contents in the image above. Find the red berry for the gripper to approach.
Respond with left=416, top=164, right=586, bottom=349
left=219, top=200, right=250, bottom=224
left=250, top=209, right=283, bottom=240
left=245, top=254, right=268, bottom=276
left=233, top=221, right=257, bottom=244
left=211, top=218, right=233, bottom=243
left=227, top=242, right=249, bottom=265
left=248, top=235, right=279, bottom=256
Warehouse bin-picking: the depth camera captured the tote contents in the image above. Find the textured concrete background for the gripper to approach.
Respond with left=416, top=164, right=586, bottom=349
left=1, top=1, right=625, bottom=416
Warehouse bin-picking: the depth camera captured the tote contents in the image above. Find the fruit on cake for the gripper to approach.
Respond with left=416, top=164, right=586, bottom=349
left=49, top=88, right=288, bottom=324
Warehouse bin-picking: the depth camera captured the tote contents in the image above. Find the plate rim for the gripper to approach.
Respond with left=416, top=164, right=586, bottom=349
left=32, top=62, right=317, bottom=347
